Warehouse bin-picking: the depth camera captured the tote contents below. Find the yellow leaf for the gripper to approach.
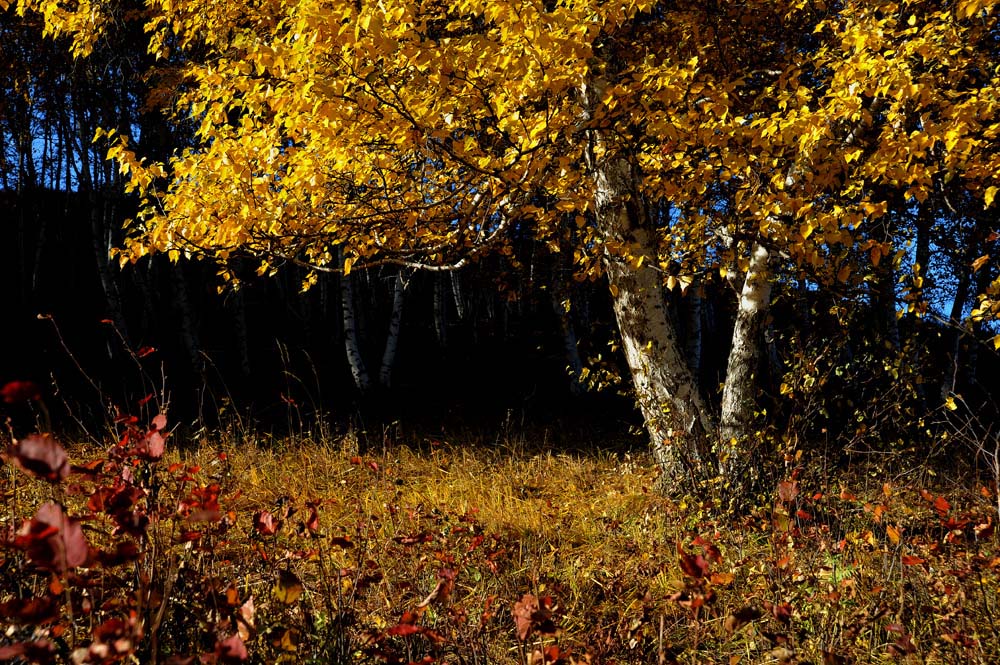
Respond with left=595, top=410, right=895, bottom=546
left=886, top=524, right=901, bottom=545
left=343, top=257, right=353, bottom=276
left=274, top=570, right=304, bottom=604
left=273, top=627, right=302, bottom=652
left=972, top=255, right=990, bottom=272
left=945, top=395, right=958, bottom=411
left=985, top=185, right=998, bottom=208
left=800, top=222, right=814, bottom=240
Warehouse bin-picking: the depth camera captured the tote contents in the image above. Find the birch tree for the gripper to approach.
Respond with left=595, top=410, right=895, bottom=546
left=19, top=0, right=1000, bottom=500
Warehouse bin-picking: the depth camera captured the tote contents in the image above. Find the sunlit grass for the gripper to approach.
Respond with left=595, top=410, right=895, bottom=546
left=4, top=429, right=999, bottom=663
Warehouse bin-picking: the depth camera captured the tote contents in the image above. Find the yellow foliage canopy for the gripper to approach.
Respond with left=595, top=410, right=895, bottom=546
left=16, top=0, right=1000, bottom=304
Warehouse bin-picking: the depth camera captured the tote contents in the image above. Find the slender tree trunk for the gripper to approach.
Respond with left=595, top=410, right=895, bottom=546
left=550, top=265, right=585, bottom=395
left=129, top=260, right=157, bottom=337
left=874, top=250, right=900, bottom=349
left=592, top=152, right=716, bottom=483
left=230, top=286, right=251, bottom=378
left=684, top=282, right=703, bottom=379
left=88, top=187, right=130, bottom=342
left=966, top=266, right=993, bottom=389
left=719, top=243, right=773, bottom=483
left=170, top=261, right=202, bottom=373
left=942, top=265, right=970, bottom=398
left=339, top=250, right=370, bottom=393
left=912, top=200, right=933, bottom=312
left=451, top=271, right=465, bottom=319
left=433, top=273, right=448, bottom=346
left=378, top=270, right=407, bottom=388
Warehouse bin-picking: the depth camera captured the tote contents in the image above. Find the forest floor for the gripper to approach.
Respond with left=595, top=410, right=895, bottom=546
left=3, top=425, right=999, bottom=664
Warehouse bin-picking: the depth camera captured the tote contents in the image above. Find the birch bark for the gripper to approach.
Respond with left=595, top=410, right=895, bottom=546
left=338, top=248, right=371, bottom=393
left=591, top=150, right=716, bottom=482
left=378, top=270, right=407, bottom=388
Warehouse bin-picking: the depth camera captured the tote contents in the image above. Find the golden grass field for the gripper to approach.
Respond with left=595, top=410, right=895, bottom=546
left=3, top=427, right=999, bottom=664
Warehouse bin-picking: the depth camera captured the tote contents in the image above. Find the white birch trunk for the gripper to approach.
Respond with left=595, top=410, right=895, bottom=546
left=593, top=154, right=716, bottom=481
left=339, top=250, right=370, bottom=393
left=719, top=243, right=773, bottom=487
left=378, top=270, right=407, bottom=388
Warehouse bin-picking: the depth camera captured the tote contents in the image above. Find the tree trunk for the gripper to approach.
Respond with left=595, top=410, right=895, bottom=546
left=339, top=250, right=370, bottom=393
left=450, top=271, right=465, bottom=320
left=550, top=270, right=585, bottom=395
left=912, top=199, right=933, bottom=312
left=874, top=249, right=900, bottom=350
left=378, top=270, right=407, bottom=388
left=942, top=265, right=971, bottom=398
left=230, top=286, right=251, bottom=378
left=169, top=261, right=202, bottom=374
left=433, top=273, right=448, bottom=347
left=684, top=282, right=703, bottom=379
left=592, top=152, right=716, bottom=484
left=88, top=187, right=130, bottom=343
left=719, top=243, right=773, bottom=486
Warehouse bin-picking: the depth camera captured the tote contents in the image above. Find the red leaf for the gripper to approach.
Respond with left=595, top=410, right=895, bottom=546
left=137, top=346, right=157, bottom=358
left=1, top=380, right=41, bottom=403
left=901, top=555, right=925, bottom=566
left=215, top=635, right=248, bottom=663
left=6, top=434, right=69, bottom=482
left=544, top=645, right=565, bottom=663
left=0, top=640, right=56, bottom=663
left=253, top=510, right=280, bottom=535
left=386, top=622, right=422, bottom=637
left=329, top=536, right=354, bottom=548
left=770, top=602, right=793, bottom=624
left=304, top=503, right=320, bottom=532
left=394, top=532, right=433, bottom=545
left=724, top=606, right=762, bottom=633
left=144, top=431, right=166, bottom=459
left=512, top=593, right=557, bottom=641
left=0, top=596, right=60, bottom=625
left=677, top=542, right=709, bottom=579
left=512, top=594, right=539, bottom=641
left=933, top=496, right=950, bottom=517
left=95, top=541, right=141, bottom=567
left=15, top=502, right=88, bottom=573
left=237, top=597, right=255, bottom=642
left=70, top=459, right=104, bottom=478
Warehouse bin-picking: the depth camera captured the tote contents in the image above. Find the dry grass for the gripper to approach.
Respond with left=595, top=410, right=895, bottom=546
left=4, top=430, right=1000, bottom=664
